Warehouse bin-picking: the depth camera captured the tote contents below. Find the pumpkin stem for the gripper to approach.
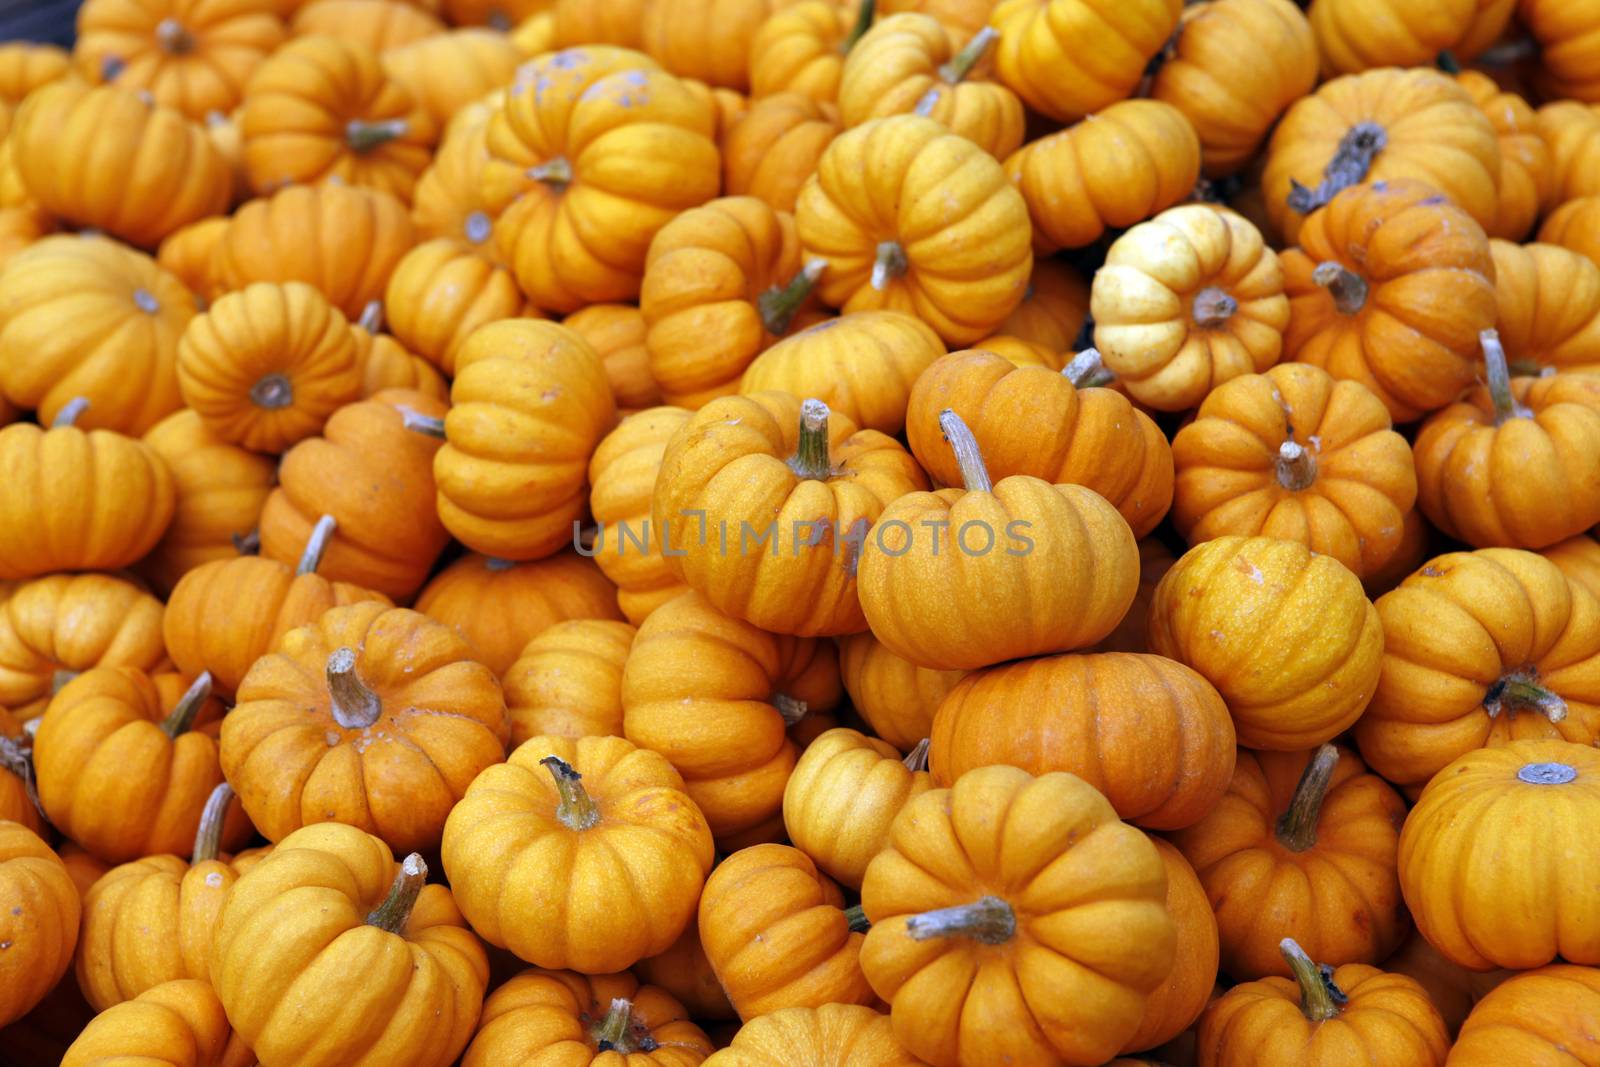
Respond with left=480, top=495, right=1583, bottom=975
left=296, top=514, right=338, bottom=576
left=1274, top=742, right=1338, bottom=853
left=1276, top=440, right=1318, bottom=491
left=1518, top=761, right=1578, bottom=785
left=842, top=0, right=876, bottom=52
left=160, top=672, right=213, bottom=739
left=759, top=259, right=826, bottom=336
left=939, top=25, right=998, bottom=84
left=870, top=241, right=908, bottom=292
left=1481, top=329, right=1532, bottom=425
left=50, top=669, right=79, bottom=695
left=191, top=782, right=234, bottom=865
left=0, top=733, right=44, bottom=823
left=772, top=693, right=809, bottom=725
left=1484, top=670, right=1567, bottom=724
left=464, top=210, right=493, bottom=246
left=155, top=16, right=195, bottom=55
left=938, top=409, right=993, bottom=494
left=249, top=373, right=294, bottom=411
left=486, top=556, right=517, bottom=572
left=400, top=407, right=447, bottom=439
left=788, top=398, right=833, bottom=481
left=357, top=300, right=384, bottom=334
left=1061, top=348, right=1116, bottom=389
left=366, top=853, right=427, bottom=933
left=1280, top=938, right=1346, bottom=1022
left=903, top=737, right=930, bottom=772
left=1436, top=49, right=1461, bottom=74
left=529, top=156, right=574, bottom=188
left=346, top=118, right=409, bottom=153
left=326, top=648, right=383, bottom=730
left=1286, top=121, right=1388, bottom=215
left=540, top=755, right=602, bottom=831
left=232, top=529, right=261, bottom=555
left=1311, top=261, right=1368, bottom=316
left=1191, top=286, right=1238, bottom=329
left=591, top=997, right=659, bottom=1054
left=843, top=903, right=871, bottom=932
left=906, top=895, right=1016, bottom=945
left=486, top=8, right=511, bottom=30
left=52, top=397, right=90, bottom=428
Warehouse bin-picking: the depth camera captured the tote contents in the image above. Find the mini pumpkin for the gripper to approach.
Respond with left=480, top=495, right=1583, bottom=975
left=1384, top=930, right=1508, bottom=1037
left=748, top=0, right=873, bottom=103
left=381, top=29, right=522, bottom=130
left=289, top=0, right=445, bottom=49
left=1125, top=838, right=1220, bottom=1056
left=640, top=0, right=783, bottom=91
left=634, top=922, right=736, bottom=1022
left=995, top=258, right=1090, bottom=353
left=349, top=306, right=449, bottom=400
left=157, top=216, right=228, bottom=304
left=721, top=91, right=842, bottom=214
left=382, top=237, right=527, bottom=376
left=503, top=619, right=636, bottom=746
left=1538, top=195, right=1600, bottom=269
left=836, top=631, right=966, bottom=754
left=1456, top=71, right=1552, bottom=240
left=0, top=43, right=70, bottom=136
left=551, top=0, right=648, bottom=48
left=563, top=304, right=662, bottom=415
left=1545, top=534, right=1600, bottom=601
left=702, top=1004, right=921, bottom=1066
left=60, top=978, right=252, bottom=1067
left=410, top=97, right=498, bottom=247
left=1539, top=101, right=1600, bottom=206
left=0, top=821, right=80, bottom=1028
left=1487, top=239, right=1600, bottom=375
left=1448, top=964, right=1600, bottom=1064
left=1307, top=0, right=1477, bottom=74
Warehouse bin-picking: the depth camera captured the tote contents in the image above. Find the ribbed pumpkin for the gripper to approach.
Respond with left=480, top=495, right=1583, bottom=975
left=1308, top=0, right=1477, bottom=74
left=411, top=97, right=498, bottom=248
left=59, top=978, right=253, bottom=1067
left=289, top=0, right=445, bottom=49
left=640, top=0, right=786, bottom=91
left=634, top=923, right=736, bottom=1023
left=381, top=29, right=521, bottom=130
left=995, top=258, right=1089, bottom=353
left=722, top=92, right=841, bottom=214
left=836, top=631, right=965, bottom=754
left=1456, top=71, right=1552, bottom=241
left=1384, top=930, right=1509, bottom=1037
left=157, top=216, right=228, bottom=302
left=551, top=0, right=648, bottom=48
left=382, top=238, right=525, bottom=375
left=1539, top=101, right=1600, bottom=206
left=0, top=821, right=80, bottom=1029
left=748, top=0, right=871, bottom=103
left=1124, top=838, right=1220, bottom=1056
left=1448, top=965, right=1600, bottom=1064
left=350, top=308, right=449, bottom=401
left=503, top=619, right=635, bottom=746
left=1538, top=195, right=1600, bottom=269
left=1488, top=239, right=1600, bottom=375
left=702, top=1004, right=919, bottom=1067
left=1545, top=534, right=1600, bottom=602
left=563, top=304, right=662, bottom=415
left=0, top=43, right=70, bottom=138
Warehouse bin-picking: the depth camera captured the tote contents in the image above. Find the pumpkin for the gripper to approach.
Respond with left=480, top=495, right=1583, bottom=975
left=749, top=0, right=873, bottom=103
left=164, top=518, right=390, bottom=698
left=1538, top=195, right=1600, bottom=269
left=0, top=43, right=70, bottom=136
left=75, top=0, right=287, bottom=121
left=214, top=181, right=418, bottom=321
left=257, top=389, right=449, bottom=600
left=1487, top=239, right=1600, bottom=375
left=641, top=196, right=817, bottom=409
left=382, top=29, right=521, bottom=132
left=1196, top=939, right=1449, bottom=1066
left=860, top=764, right=1176, bottom=1066
left=1091, top=203, right=1289, bottom=412
left=1151, top=0, right=1316, bottom=177
left=622, top=590, right=841, bottom=840
left=510, top=11, right=555, bottom=54
left=0, top=234, right=196, bottom=434
left=0, top=709, right=41, bottom=835
left=837, top=631, right=965, bottom=755
left=1005, top=99, right=1203, bottom=252
left=1545, top=534, right=1600, bottom=601
left=0, top=573, right=167, bottom=722
left=1542, top=105, right=1600, bottom=211
left=564, top=304, right=662, bottom=415
left=1307, top=0, right=1476, bottom=75
left=1262, top=68, right=1499, bottom=247
left=289, top=0, right=445, bottom=50
left=350, top=307, right=450, bottom=400
left=551, top=0, right=648, bottom=48
left=431, top=319, right=617, bottom=561
left=965, top=334, right=1055, bottom=368
left=1398, top=739, right=1600, bottom=970
left=654, top=392, right=928, bottom=636
left=740, top=311, right=945, bottom=435
left=796, top=114, right=1031, bottom=346
left=221, top=601, right=507, bottom=854
left=640, top=0, right=784, bottom=92
left=1171, top=362, right=1418, bottom=579
left=1123, top=839, right=1219, bottom=1055
left=177, top=280, right=363, bottom=453
left=383, top=238, right=525, bottom=375
left=482, top=46, right=720, bottom=312
left=1455, top=71, right=1552, bottom=240
left=0, top=406, right=176, bottom=581
left=1357, top=547, right=1600, bottom=790
left=1448, top=965, right=1600, bottom=1064
left=838, top=15, right=1023, bottom=159
left=157, top=216, right=228, bottom=302
left=994, top=258, right=1089, bottom=353
left=858, top=410, right=1139, bottom=671
left=74, top=783, right=255, bottom=1009
left=698, top=843, right=876, bottom=1018
left=1384, top=930, right=1508, bottom=1037
left=503, top=619, right=636, bottom=747
left=1280, top=178, right=1498, bottom=423
left=634, top=922, right=736, bottom=1022
left=702, top=1004, right=922, bottom=1066
left=989, top=0, right=1181, bottom=123
left=439, top=0, right=546, bottom=28
left=0, top=206, right=52, bottom=271
left=1171, top=744, right=1408, bottom=979
left=1092, top=540, right=1177, bottom=655
left=462, top=968, right=714, bottom=1067
left=1150, top=535, right=1383, bottom=749
left=411, top=97, right=498, bottom=247
left=204, top=108, right=250, bottom=204
left=1522, top=0, right=1600, bottom=102
left=212, top=822, right=488, bottom=1067
left=56, top=844, right=112, bottom=903
left=12, top=81, right=230, bottom=248
left=722, top=92, right=842, bottom=214
left=0, top=821, right=80, bottom=1029
left=879, top=0, right=989, bottom=38
left=443, top=734, right=713, bottom=974
left=60, top=978, right=252, bottom=1067
left=930, top=652, right=1235, bottom=831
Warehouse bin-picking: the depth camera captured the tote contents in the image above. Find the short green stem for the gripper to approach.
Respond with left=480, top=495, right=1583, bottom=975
left=1274, top=743, right=1338, bottom=853
left=541, top=755, right=602, bottom=831
left=1485, top=671, right=1567, bottom=724
left=297, top=514, right=337, bottom=576
left=788, top=399, right=833, bottom=481
left=938, top=409, right=993, bottom=493
left=192, top=782, right=234, bottom=865
left=1280, top=938, right=1346, bottom=1021
left=939, top=26, right=998, bottom=84
left=326, top=648, right=382, bottom=730
left=870, top=241, right=907, bottom=292
left=844, top=904, right=871, bottom=933
left=759, top=259, right=826, bottom=336
left=906, top=895, right=1016, bottom=945
left=592, top=997, right=658, bottom=1054
left=160, top=672, right=212, bottom=739
left=366, top=853, right=427, bottom=933
left=346, top=118, right=409, bottom=153
left=530, top=156, right=573, bottom=187
left=841, top=0, right=875, bottom=52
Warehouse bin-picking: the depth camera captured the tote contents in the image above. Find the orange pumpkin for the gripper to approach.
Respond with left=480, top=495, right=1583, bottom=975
left=551, top=0, right=648, bottom=49
left=1487, top=239, right=1600, bottom=375
left=503, top=619, right=636, bottom=746
left=701, top=1004, right=920, bottom=1066
left=835, top=632, right=965, bottom=754
left=748, top=0, right=873, bottom=103
left=1124, top=838, right=1220, bottom=1056
left=289, top=0, right=445, bottom=49
left=349, top=307, right=450, bottom=400
left=1308, top=0, right=1478, bottom=74
left=1384, top=930, right=1508, bottom=1037
left=1448, top=964, right=1600, bottom=1064
left=411, top=97, right=499, bottom=248
left=156, top=216, right=228, bottom=303
left=0, top=821, right=80, bottom=1029
left=563, top=304, right=663, bottom=415
left=640, top=0, right=785, bottom=92
left=59, top=978, right=253, bottom=1067
left=878, top=0, right=989, bottom=38
left=634, top=922, right=736, bottom=1022
left=1455, top=70, right=1552, bottom=240
left=0, top=43, right=71, bottom=137
left=994, top=258, right=1089, bottom=353
left=1539, top=101, right=1600, bottom=206
left=1545, top=534, right=1600, bottom=601
left=1538, top=195, right=1600, bottom=269
left=381, top=29, right=521, bottom=129
left=722, top=92, right=842, bottom=214
left=1522, top=0, right=1600, bottom=102
left=383, top=237, right=525, bottom=375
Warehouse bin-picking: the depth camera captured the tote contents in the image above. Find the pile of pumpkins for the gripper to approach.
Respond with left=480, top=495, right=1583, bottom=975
left=6, top=0, right=1600, bottom=1063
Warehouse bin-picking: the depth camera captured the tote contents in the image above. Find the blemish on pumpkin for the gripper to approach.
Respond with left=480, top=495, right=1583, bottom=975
left=1421, top=566, right=1444, bottom=577
left=205, top=871, right=224, bottom=888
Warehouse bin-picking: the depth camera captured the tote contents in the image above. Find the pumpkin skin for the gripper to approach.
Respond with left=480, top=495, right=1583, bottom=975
left=1262, top=68, right=1500, bottom=248
left=551, top=0, right=648, bottom=48
left=1545, top=534, right=1600, bottom=601
left=722, top=92, right=841, bottom=214
left=1150, top=535, right=1384, bottom=750
left=1308, top=0, right=1474, bottom=75
left=860, top=764, right=1176, bottom=1067
left=1448, top=964, right=1600, bottom=1065
left=1488, top=239, right=1600, bottom=375
left=653, top=391, right=929, bottom=636
left=1540, top=102, right=1600, bottom=207
left=1123, top=838, right=1219, bottom=1055
left=483, top=46, right=720, bottom=313
left=411, top=97, right=497, bottom=248
left=1522, top=0, right=1600, bottom=102
left=257, top=389, right=449, bottom=600
left=1151, top=0, right=1317, bottom=177
left=996, top=258, right=1089, bottom=353
left=836, top=632, right=965, bottom=754
left=0, top=43, right=70, bottom=134
left=433, top=319, right=617, bottom=561
left=504, top=619, right=636, bottom=747
left=462, top=968, right=714, bottom=1067
left=640, top=0, right=783, bottom=92
left=381, top=29, right=521, bottom=130
left=989, top=0, right=1181, bottom=123
left=212, top=821, right=489, bottom=1067
left=415, top=552, right=623, bottom=679
left=383, top=238, right=525, bottom=375
left=60, top=978, right=252, bottom=1067
left=1356, top=548, right=1600, bottom=790
left=740, top=311, right=946, bottom=436
left=1539, top=196, right=1600, bottom=270
left=350, top=314, right=450, bottom=401
left=1172, top=362, right=1418, bottom=580
left=748, top=0, right=862, bottom=103
left=796, top=115, right=1031, bottom=346
left=930, top=652, right=1235, bottom=832
left=0, top=821, right=80, bottom=1029
left=698, top=843, right=877, bottom=1019
left=1005, top=99, right=1203, bottom=253
left=564, top=304, right=663, bottom=415
left=0, top=417, right=177, bottom=582
left=1398, top=740, right=1600, bottom=971
left=12, top=81, right=231, bottom=249
left=1456, top=71, right=1551, bottom=241
left=214, top=181, right=417, bottom=321
left=1384, top=930, right=1508, bottom=1037
left=622, top=590, right=842, bottom=840
left=1171, top=744, right=1408, bottom=980
left=905, top=349, right=1173, bottom=538
left=222, top=602, right=507, bottom=854
left=289, top=0, right=444, bottom=49
left=702, top=1004, right=921, bottom=1066
left=1280, top=178, right=1499, bottom=424
left=157, top=216, right=228, bottom=303
left=239, top=34, right=436, bottom=202
left=0, top=234, right=197, bottom=435
left=0, top=709, right=41, bottom=835
left=634, top=922, right=736, bottom=1022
